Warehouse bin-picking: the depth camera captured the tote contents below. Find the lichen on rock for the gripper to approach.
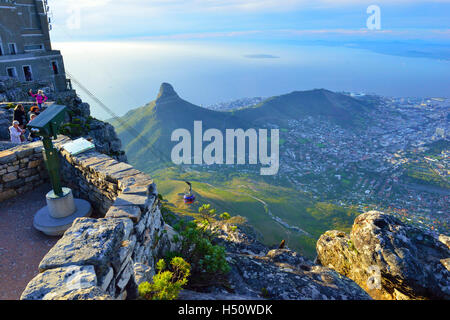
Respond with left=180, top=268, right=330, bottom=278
left=316, top=211, right=450, bottom=300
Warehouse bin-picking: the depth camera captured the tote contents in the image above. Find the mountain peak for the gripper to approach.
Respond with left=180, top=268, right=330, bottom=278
left=157, top=83, right=179, bottom=101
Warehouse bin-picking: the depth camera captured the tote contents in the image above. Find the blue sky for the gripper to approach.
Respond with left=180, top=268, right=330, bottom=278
left=49, top=0, right=450, bottom=43
left=47, top=1, right=450, bottom=119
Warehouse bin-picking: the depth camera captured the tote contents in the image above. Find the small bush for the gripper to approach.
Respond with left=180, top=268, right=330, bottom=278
left=138, top=257, right=190, bottom=300
left=171, top=203, right=234, bottom=276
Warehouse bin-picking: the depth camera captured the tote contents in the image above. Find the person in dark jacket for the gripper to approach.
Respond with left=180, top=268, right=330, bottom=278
left=13, top=104, right=26, bottom=128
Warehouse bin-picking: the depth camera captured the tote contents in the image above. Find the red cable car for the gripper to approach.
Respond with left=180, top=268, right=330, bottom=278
left=183, top=181, right=196, bottom=205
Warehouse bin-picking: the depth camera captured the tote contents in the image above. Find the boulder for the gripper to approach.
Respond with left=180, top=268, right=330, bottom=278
left=211, top=224, right=371, bottom=300
left=21, top=265, right=99, bottom=300
left=38, top=217, right=132, bottom=278
left=48, top=286, right=113, bottom=300
left=316, top=211, right=450, bottom=300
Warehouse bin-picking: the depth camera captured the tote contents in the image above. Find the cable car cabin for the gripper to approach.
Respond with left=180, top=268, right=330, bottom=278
left=184, top=194, right=196, bottom=205
left=183, top=181, right=195, bottom=204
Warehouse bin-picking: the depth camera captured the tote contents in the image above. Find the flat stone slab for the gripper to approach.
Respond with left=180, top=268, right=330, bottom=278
left=114, top=193, right=148, bottom=209
left=46, top=286, right=113, bottom=300
left=33, top=199, right=92, bottom=236
left=105, top=205, right=142, bottom=223
left=118, top=173, right=154, bottom=190
left=38, top=217, right=130, bottom=275
left=0, top=150, right=17, bottom=164
left=21, top=265, right=98, bottom=300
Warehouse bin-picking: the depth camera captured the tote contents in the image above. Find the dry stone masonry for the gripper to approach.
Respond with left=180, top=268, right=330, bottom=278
left=21, top=136, right=179, bottom=300
left=0, top=141, right=48, bottom=202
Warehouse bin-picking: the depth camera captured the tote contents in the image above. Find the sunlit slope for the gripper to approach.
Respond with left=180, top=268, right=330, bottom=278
left=234, top=88, right=372, bottom=127
left=109, top=84, right=368, bottom=258
left=152, top=167, right=359, bottom=259
left=110, top=84, right=371, bottom=171
left=110, top=83, right=246, bottom=171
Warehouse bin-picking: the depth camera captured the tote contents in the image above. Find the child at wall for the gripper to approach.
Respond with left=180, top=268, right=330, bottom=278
left=27, top=114, right=40, bottom=142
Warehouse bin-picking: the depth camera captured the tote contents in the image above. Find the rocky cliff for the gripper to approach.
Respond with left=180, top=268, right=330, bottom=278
left=316, top=211, right=450, bottom=300
left=176, top=223, right=372, bottom=300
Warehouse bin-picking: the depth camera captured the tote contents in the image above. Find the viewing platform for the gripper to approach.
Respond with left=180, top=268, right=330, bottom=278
left=0, top=183, right=59, bottom=300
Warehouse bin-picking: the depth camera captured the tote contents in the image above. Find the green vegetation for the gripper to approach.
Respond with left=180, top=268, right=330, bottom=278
left=151, top=168, right=360, bottom=259
left=109, top=85, right=371, bottom=259
left=168, top=203, right=233, bottom=282
left=347, top=240, right=359, bottom=254
left=424, top=139, right=450, bottom=156
left=306, top=202, right=360, bottom=233
left=404, top=162, right=449, bottom=189
left=138, top=257, right=190, bottom=300
left=297, top=138, right=311, bottom=144
left=59, top=114, right=93, bottom=138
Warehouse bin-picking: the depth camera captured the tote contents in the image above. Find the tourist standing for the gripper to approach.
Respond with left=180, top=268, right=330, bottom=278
left=9, top=120, right=25, bottom=144
left=29, top=89, right=48, bottom=109
left=28, top=106, right=40, bottom=120
left=13, top=104, right=26, bottom=128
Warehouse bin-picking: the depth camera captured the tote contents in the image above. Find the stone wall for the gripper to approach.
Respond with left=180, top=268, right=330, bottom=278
left=0, top=141, right=48, bottom=202
left=20, top=136, right=178, bottom=300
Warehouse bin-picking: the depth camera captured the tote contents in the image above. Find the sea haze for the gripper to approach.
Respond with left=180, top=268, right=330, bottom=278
left=55, top=40, right=450, bottom=120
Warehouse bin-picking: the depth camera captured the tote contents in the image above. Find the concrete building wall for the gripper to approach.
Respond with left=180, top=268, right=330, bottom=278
left=0, top=0, right=68, bottom=91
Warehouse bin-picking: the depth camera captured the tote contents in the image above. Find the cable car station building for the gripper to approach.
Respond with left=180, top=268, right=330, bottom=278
left=0, top=0, right=69, bottom=92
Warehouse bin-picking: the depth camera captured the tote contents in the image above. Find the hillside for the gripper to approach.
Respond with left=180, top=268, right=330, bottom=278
left=110, top=83, right=246, bottom=171
left=111, top=83, right=371, bottom=172
left=234, top=88, right=372, bottom=127
left=109, top=84, right=373, bottom=258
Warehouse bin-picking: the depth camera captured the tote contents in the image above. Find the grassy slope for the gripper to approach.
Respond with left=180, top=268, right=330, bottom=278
left=110, top=85, right=369, bottom=258
left=152, top=167, right=358, bottom=259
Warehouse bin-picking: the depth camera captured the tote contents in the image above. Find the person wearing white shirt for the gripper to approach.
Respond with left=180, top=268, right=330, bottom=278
left=9, top=120, right=25, bottom=144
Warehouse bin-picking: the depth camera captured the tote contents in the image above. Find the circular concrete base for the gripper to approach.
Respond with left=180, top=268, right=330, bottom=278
left=33, top=199, right=92, bottom=236
left=46, top=188, right=76, bottom=219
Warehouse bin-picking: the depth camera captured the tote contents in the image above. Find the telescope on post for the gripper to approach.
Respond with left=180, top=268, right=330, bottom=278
left=28, top=105, right=92, bottom=236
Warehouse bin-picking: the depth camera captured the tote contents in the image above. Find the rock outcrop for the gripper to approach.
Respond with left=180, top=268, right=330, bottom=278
left=0, top=78, right=126, bottom=162
left=196, top=224, right=372, bottom=300
left=316, top=211, right=450, bottom=300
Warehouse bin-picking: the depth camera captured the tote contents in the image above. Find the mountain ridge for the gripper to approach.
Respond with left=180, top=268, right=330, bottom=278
left=110, top=83, right=372, bottom=172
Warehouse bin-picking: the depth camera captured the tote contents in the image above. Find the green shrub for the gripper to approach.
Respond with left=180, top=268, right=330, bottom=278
left=138, top=257, right=190, bottom=300
left=171, top=203, right=233, bottom=276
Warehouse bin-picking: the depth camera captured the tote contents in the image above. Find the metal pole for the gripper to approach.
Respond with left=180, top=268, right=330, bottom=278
left=42, top=137, right=63, bottom=197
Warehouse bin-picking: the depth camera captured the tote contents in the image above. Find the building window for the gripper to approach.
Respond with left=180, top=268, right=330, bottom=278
left=51, top=61, right=59, bottom=75
left=24, top=44, right=44, bottom=52
left=23, top=66, right=33, bottom=81
left=6, top=67, right=18, bottom=79
left=8, top=43, right=17, bottom=55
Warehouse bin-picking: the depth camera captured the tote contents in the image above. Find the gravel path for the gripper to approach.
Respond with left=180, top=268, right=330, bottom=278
left=0, top=183, right=59, bottom=300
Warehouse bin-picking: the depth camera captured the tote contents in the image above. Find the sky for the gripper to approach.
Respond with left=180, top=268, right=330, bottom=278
left=45, top=1, right=450, bottom=120
left=48, top=0, right=450, bottom=42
